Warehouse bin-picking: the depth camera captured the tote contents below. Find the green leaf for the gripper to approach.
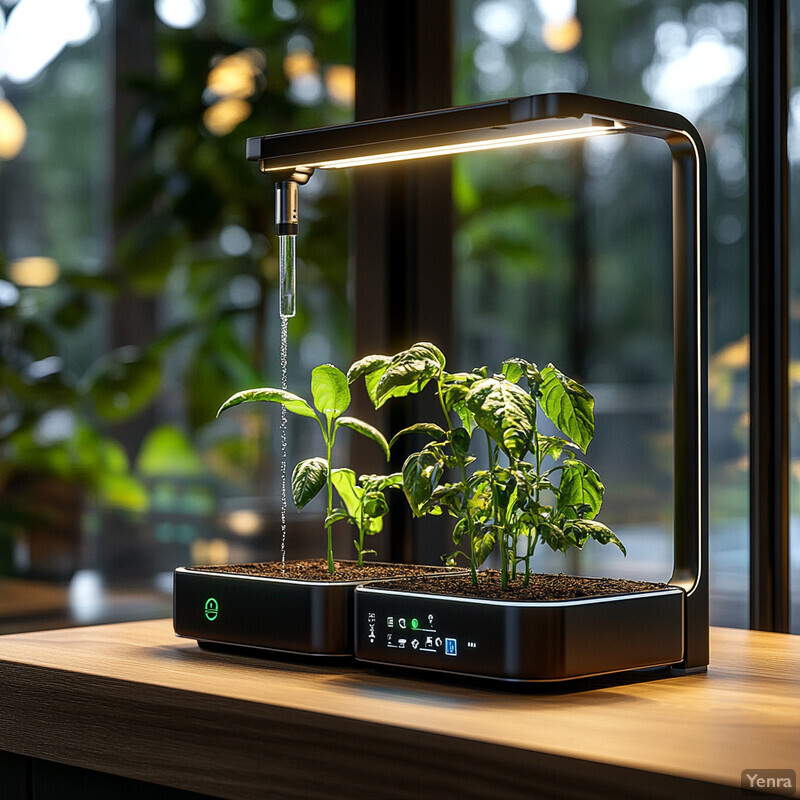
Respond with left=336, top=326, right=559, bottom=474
left=566, top=519, right=626, bottom=556
left=347, top=354, right=391, bottom=384
left=336, top=416, right=390, bottom=460
left=473, top=528, right=497, bottom=566
left=389, top=422, right=446, bottom=449
left=217, top=387, right=317, bottom=420
left=450, top=427, right=471, bottom=458
left=502, top=358, right=540, bottom=389
left=292, top=457, right=328, bottom=509
left=465, top=377, right=536, bottom=459
left=311, top=364, right=350, bottom=421
left=452, top=400, right=476, bottom=432
left=360, top=472, right=403, bottom=491
left=373, top=342, right=446, bottom=408
left=537, top=434, right=580, bottom=462
left=326, top=509, right=351, bottom=526
left=331, top=468, right=363, bottom=517
left=429, top=483, right=465, bottom=517
left=539, top=364, right=594, bottom=452
left=402, top=449, right=444, bottom=516
left=363, top=491, right=389, bottom=520
left=556, top=459, right=604, bottom=519
left=347, top=354, right=391, bottom=406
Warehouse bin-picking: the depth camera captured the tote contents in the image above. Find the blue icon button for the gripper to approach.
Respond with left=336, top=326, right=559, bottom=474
left=445, top=637, right=457, bottom=656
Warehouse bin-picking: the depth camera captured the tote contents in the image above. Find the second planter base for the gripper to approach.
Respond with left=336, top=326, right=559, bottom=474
left=354, top=579, right=686, bottom=682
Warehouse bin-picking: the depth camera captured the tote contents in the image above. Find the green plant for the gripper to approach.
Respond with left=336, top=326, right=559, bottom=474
left=330, top=471, right=402, bottom=566
left=349, top=342, right=625, bottom=589
left=217, top=363, right=391, bottom=573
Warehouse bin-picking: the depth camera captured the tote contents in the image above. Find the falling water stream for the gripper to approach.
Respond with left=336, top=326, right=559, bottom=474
left=279, top=315, right=289, bottom=571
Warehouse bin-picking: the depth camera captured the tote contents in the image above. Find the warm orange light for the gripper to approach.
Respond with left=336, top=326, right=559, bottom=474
left=543, top=16, right=582, bottom=53
left=283, top=50, right=318, bottom=81
left=8, top=257, right=59, bottom=287
left=711, top=335, right=749, bottom=370
left=325, top=64, right=355, bottom=107
left=203, top=98, right=252, bottom=136
left=225, top=510, right=262, bottom=537
left=0, top=98, right=27, bottom=160
left=206, top=49, right=265, bottom=100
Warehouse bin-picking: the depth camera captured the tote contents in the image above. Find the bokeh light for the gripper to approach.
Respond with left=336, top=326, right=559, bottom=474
left=8, top=256, right=60, bottom=287
left=0, top=97, right=27, bottom=159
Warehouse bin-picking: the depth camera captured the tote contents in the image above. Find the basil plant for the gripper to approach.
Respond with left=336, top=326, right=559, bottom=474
left=217, top=364, right=395, bottom=574
left=349, top=342, right=625, bottom=589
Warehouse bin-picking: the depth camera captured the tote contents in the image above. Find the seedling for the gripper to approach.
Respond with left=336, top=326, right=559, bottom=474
left=218, top=364, right=391, bottom=574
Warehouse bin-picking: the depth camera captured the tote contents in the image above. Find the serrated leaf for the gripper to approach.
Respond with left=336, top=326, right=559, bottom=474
left=389, top=422, right=446, bottom=449
left=331, top=468, right=363, bottom=517
left=311, top=364, right=350, bottom=421
left=465, top=377, right=536, bottom=459
left=292, top=457, right=328, bottom=509
left=373, top=342, right=446, bottom=408
left=402, top=449, right=444, bottom=516
left=217, top=387, right=318, bottom=420
left=539, top=364, right=594, bottom=452
left=337, top=416, right=390, bottom=460
left=556, top=459, right=604, bottom=519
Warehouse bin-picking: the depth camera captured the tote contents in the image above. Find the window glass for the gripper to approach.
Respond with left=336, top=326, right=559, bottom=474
left=790, top=3, right=800, bottom=633
left=0, top=0, right=354, bottom=632
left=455, top=0, right=748, bottom=626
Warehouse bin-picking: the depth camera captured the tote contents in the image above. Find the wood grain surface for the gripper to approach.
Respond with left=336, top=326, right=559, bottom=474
left=0, top=621, right=797, bottom=800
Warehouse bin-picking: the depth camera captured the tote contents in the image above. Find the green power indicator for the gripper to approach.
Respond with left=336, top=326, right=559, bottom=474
left=411, top=618, right=419, bottom=630
left=204, top=597, right=219, bottom=621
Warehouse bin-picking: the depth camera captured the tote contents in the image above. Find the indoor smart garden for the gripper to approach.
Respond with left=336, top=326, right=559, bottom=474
left=173, top=92, right=708, bottom=684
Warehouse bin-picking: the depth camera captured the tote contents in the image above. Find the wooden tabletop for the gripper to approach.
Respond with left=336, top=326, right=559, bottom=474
left=0, top=620, right=797, bottom=800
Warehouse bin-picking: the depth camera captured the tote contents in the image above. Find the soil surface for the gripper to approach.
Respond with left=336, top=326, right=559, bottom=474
left=373, top=569, right=672, bottom=601
left=188, top=559, right=460, bottom=582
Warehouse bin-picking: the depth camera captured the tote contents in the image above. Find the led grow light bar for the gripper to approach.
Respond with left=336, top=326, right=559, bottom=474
left=259, top=122, right=624, bottom=172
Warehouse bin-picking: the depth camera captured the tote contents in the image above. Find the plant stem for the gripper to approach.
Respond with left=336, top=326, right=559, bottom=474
left=528, top=398, right=541, bottom=584
left=325, top=420, right=335, bottom=575
left=357, top=505, right=364, bottom=567
left=486, top=433, right=506, bottom=590
left=437, top=380, right=477, bottom=585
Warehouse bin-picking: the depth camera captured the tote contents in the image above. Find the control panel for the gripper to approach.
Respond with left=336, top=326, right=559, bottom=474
left=355, top=589, right=505, bottom=675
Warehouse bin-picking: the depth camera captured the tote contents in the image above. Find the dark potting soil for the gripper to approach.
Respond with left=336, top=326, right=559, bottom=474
left=188, top=559, right=458, bottom=582
left=374, top=569, right=672, bottom=602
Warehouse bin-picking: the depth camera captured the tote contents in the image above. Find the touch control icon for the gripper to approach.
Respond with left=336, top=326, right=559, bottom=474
left=204, top=597, right=219, bottom=621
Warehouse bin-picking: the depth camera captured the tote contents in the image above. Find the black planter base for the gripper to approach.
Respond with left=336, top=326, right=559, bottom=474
left=173, top=562, right=460, bottom=657
left=354, top=581, right=686, bottom=682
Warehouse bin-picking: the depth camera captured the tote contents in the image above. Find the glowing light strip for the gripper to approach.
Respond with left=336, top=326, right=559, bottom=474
left=262, top=124, right=623, bottom=171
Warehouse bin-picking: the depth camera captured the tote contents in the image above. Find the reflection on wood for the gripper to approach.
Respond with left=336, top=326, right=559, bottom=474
left=0, top=620, right=797, bottom=799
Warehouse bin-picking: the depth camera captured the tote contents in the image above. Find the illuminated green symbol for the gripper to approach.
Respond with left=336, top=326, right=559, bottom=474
left=411, top=618, right=419, bottom=630
left=204, top=597, right=219, bottom=621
